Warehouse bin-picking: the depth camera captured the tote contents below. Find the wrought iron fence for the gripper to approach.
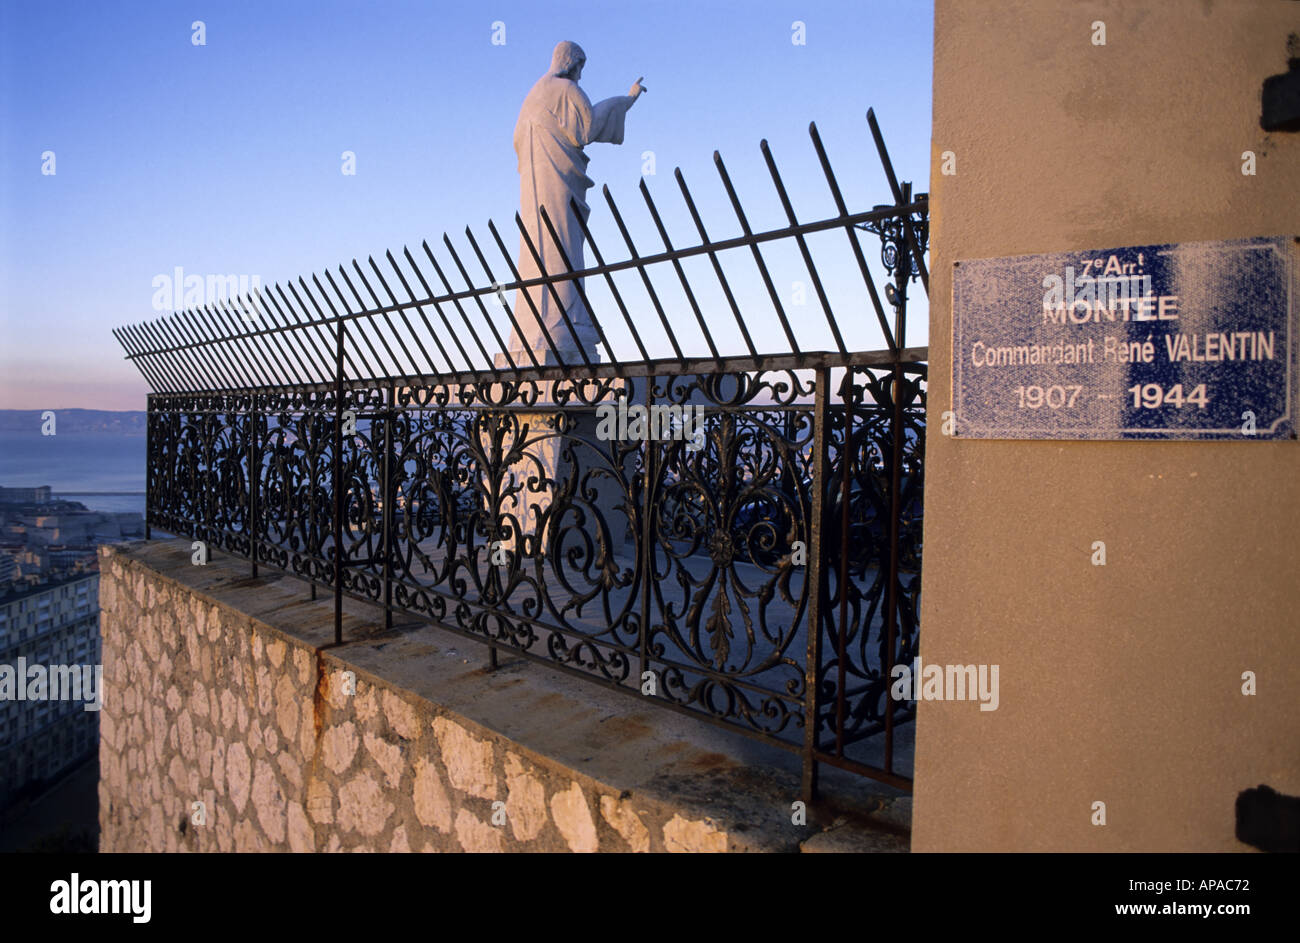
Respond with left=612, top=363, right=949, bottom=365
left=115, top=109, right=928, bottom=796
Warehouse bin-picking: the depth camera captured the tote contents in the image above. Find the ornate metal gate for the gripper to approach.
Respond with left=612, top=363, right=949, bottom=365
left=115, top=110, right=928, bottom=795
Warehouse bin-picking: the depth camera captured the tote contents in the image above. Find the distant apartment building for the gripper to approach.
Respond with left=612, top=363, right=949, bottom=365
left=0, top=487, right=52, bottom=506
left=0, top=573, right=100, bottom=806
left=46, top=546, right=98, bottom=573
left=10, top=547, right=47, bottom=581
left=15, top=512, right=142, bottom=546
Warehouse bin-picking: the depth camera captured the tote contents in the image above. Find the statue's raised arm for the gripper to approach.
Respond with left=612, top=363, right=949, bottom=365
left=589, top=76, right=647, bottom=146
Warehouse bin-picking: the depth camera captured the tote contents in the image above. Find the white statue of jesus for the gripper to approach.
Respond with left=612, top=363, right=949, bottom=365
left=507, top=40, right=646, bottom=365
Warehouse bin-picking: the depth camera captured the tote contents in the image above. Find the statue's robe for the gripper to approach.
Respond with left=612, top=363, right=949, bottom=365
left=509, top=75, right=635, bottom=365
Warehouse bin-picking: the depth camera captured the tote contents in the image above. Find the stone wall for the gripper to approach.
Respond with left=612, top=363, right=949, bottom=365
left=96, top=541, right=909, bottom=852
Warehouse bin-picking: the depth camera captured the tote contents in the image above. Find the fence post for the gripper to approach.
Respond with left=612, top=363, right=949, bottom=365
left=381, top=385, right=394, bottom=631
left=249, top=393, right=258, bottom=578
left=638, top=376, right=657, bottom=688
left=144, top=396, right=153, bottom=541
left=802, top=366, right=830, bottom=802
left=883, top=364, right=905, bottom=775
left=883, top=196, right=911, bottom=775
left=333, top=321, right=345, bottom=645
left=487, top=404, right=498, bottom=672
left=834, top=369, right=853, bottom=760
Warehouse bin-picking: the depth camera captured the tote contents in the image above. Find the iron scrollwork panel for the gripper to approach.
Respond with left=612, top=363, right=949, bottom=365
left=383, top=377, right=645, bottom=684
left=818, top=366, right=925, bottom=756
left=148, top=393, right=253, bottom=557
left=643, top=371, right=816, bottom=742
left=142, top=358, right=925, bottom=779
left=257, top=391, right=338, bottom=585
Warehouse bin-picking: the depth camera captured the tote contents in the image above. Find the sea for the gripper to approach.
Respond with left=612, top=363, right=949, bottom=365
left=0, top=432, right=146, bottom=516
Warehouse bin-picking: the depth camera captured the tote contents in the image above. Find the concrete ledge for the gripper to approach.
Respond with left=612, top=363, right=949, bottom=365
left=97, top=539, right=907, bottom=852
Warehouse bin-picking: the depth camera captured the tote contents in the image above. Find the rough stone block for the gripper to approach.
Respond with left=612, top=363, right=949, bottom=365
left=663, top=814, right=727, bottom=853
left=600, top=795, right=650, bottom=853
left=412, top=758, right=452, bottom=833
left=432, top=717, right=497, bottom=800
left=551, top=782, right=598, bottom=853
left=337, top=772, right=393, bottom=838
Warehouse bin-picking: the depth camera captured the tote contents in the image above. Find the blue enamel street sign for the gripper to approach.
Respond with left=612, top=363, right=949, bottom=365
left=952, top=236, right=1297, bottom=440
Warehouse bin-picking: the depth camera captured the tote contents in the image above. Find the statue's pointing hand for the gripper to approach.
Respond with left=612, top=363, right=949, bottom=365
left=629, top=77, right=647, bottom=100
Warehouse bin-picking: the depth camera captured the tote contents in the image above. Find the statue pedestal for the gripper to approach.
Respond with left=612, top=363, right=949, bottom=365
left=479, top=364, right=635, bottom=566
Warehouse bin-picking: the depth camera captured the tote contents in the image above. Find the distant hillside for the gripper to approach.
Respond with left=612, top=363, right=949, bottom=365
left=0, top=409, right=147, bottom=435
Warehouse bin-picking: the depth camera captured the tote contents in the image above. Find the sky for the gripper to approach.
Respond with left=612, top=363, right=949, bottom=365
left=0, top=0, right=934, bottom=409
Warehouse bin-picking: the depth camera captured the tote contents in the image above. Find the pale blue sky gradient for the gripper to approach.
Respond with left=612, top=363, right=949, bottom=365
left=1, top=0, right=933, bottom=408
